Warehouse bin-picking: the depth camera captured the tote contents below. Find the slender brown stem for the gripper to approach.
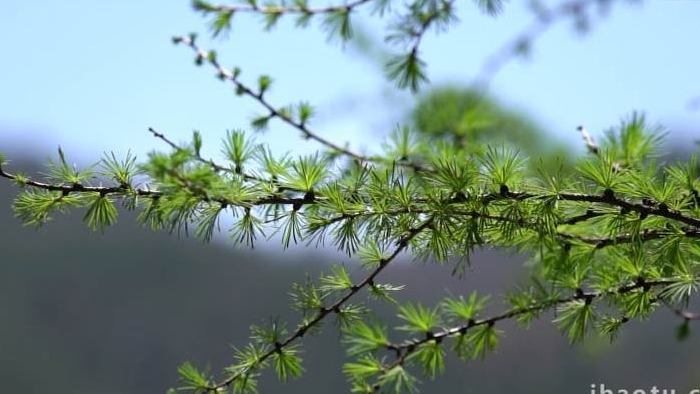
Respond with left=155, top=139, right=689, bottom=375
left=206, top=217, right=435, bottom=391
left=376, top=276, right=682, bottom=387
left=199, top=0, right=374, bottom=16
left=172, top=36, right=428, bottom=172
left=147, top=127, right=305, bottom=193
left=0, top=166, right=158, bottom=197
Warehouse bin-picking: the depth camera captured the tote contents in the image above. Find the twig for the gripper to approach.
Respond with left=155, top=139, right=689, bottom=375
left=561, top=228, right=700, bottom=249
left=0, top=159, right=316, bottom=208
left=147, top=127, right=303, bottom=193
left=0, top=166, right=158, bottom=197
left=198, top=0, right=374, bottom=16
left=174, top=36, right=370, bottom=161
left=148, top=127, right=231, bottom=173
left=172, top=35, right=428, bottom=172
left=376, top=275, right=683, bottom=386
left=499, top=190, right=700, bottom=229
left=576, top=125, right=599, bottom=155
left=205, top=217, right=435, bottom=391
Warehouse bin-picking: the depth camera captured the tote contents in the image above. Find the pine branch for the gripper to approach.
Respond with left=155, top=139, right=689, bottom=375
left=205, top=217, right=434, bottom=392
left=499, top=190, right=700, bottom=229
left=160, top=166, right=316, bottom=208
left=385, top=0, right=455, bottom=92
left=373, top=275, right=689, bottom=390
left=171, top=35, right=428, bottom=172
left=408, top=1, right=455, bottom=60
left=148, top=127, right=230, bottom=174
left=0, top=158, right=315, bottom=210
left=0, top=164, right=158, bottom=198
left=5, top=152, right=699, bottom=248
left=317, top=206, right=698, bottom=252
left=561, top=228, right=700, bottom=249
left=193, top=0, right=374, bottom=16
left=147, top=127, right=305, bottom=193
left=173, top=36, right=371, bottom=163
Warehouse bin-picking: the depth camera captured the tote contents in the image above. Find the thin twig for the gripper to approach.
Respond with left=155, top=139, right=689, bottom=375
left=501, top=190, right=700, bottom=229
left=198, top=0, right=374, bottom=16
left=172, top=36, right=428, bottom=172
left=206, top=217, right=435, bottom=391
left=147, top=127, right=304, bottom=193
left=148, top=127, right=231, bottom=173
left=376, top=275, right=683, bottom=387
left=0, top=166, right=159, bottom=197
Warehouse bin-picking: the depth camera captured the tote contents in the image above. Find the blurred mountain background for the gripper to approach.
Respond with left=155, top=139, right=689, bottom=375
left=2, top=87, right=699, bottom=394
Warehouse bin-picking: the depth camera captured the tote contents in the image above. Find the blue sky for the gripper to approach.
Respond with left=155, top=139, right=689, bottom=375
left=2, top=0, right=699, bottom=164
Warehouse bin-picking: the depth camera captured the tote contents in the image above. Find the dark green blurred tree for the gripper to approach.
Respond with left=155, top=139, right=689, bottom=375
left=412, top=87, right=570, bottom=169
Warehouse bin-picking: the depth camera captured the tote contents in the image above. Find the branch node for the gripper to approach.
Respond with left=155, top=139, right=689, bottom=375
left=602, top=188, right=615, bottom=201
